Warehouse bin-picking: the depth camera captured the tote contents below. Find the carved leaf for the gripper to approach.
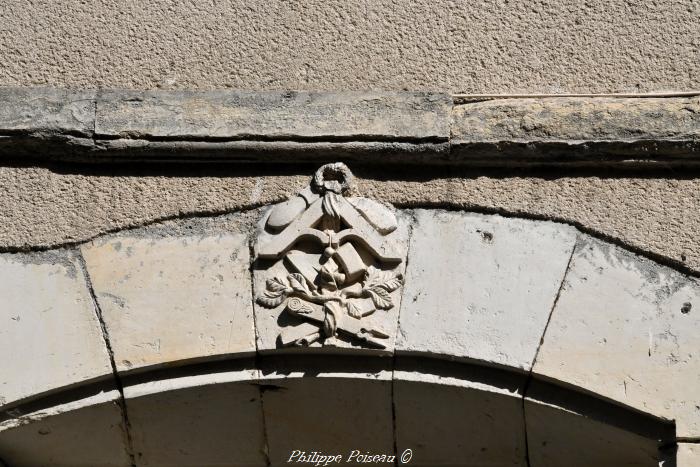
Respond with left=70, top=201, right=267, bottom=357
left=378, top=273, right=403, bottom=292
left=365, top=287, right=393, bottom=310
left=287, top=273, right=312, bottom=294
left=364, top=266, right=387, bottom=288
left=364, top=266, right=403, bottom=293
left=319, top=266, right=338, bottom=289
left=347, top=301, right=362, bottom=319
left=257, top=292, right=287, bottom=308
left=266, top=277, right=289, bottom=293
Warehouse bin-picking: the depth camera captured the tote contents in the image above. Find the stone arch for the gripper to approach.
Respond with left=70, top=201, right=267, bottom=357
left=0, top=203, right=698, bottom=466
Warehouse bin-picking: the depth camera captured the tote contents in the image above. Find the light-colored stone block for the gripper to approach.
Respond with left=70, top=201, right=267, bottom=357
left=397, top=210, right=577, bottom=370
left=124, top=370, right=266, bottom=467
left=82, top=234, right=255, bottom=372
left=0, top=390, right=131, bottom=467
left=394, top=369, right=527, bottom=466
left=0, top=251, right=113, bottom=408
left=675, top=443, right=700, bottom=466
left=533, top=236, right=700, bottom=437
left=525, top=398, right=662, bottom=467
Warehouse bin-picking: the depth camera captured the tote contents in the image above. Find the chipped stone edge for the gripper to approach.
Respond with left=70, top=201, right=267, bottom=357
left=0, top=390, right=122, bottom=432
left=0, top=87, right=698, bottom=166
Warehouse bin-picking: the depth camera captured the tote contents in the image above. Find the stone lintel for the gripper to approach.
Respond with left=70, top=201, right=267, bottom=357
left=0, top=88, right=96, bottom=138
left=0, top=87, right=698, bottom=166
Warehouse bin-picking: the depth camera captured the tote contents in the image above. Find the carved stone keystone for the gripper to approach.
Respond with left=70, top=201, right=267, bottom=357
left=253, top=163, right=408, bottom=351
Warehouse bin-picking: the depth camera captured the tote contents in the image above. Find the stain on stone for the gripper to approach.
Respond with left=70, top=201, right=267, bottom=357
left=256, top=383, right=287, bottom=393
left=2, top=249, right=80, bottom=279
left=578, top=235, right=695, bottom=306
left=100, top=292, right=126, bottom=309
left=681, top=302, right=692, bottom=314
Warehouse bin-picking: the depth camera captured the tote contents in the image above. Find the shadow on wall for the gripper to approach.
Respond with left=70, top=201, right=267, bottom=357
left=0, top=354, right=678, bottom=467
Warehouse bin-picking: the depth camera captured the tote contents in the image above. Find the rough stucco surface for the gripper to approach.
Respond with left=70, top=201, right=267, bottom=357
left=0, top=166, right=698, bottom=275
left=0, top=1, right=698, bottom=93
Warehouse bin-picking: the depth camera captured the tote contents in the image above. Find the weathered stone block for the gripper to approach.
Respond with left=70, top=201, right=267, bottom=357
left=260, top=374, right=394, bottom=466
left=451, top=96, right=700, bottom=164
left=0, top=87, right=95, bottom=136
left=81, top=234, right=255, bottom=372
left=96, top=90, right=450, bottom=142
left=0, top=390, right=130, bottom=467
left=124, top=369, right=266, bottom=467
left=394, top=368, right=526, bottom=466
left=397, top=210, right=577, bottom=370
left=525, top=397, right=663, bottom=467
left=533, top=236, right=700, bottom=437
left=452, top=97, right=700, bottom=143
left=0, top=251, right=113, bottom=408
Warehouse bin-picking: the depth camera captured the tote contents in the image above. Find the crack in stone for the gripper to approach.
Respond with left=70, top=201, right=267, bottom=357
left=389, top=211, right=417, bottom=466
left=676, top=437, right=700, bottom=443
left=75, top=250, right=137, bottom=467
left=521, top=235, right=577, bottom=467
left=0, top=206, right=266, bottom=255
left=247, top=233, right=272, bottom=467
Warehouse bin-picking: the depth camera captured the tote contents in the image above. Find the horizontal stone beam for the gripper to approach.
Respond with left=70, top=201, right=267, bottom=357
left=0, top=87, right=698, bottom=166
left=95, top=90, right=450, bottom=142
left=451, top=96, right=700, bottom=164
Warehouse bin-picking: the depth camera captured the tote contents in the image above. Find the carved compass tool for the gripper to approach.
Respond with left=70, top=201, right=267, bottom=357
left=254, top=163, right=405, bottom=349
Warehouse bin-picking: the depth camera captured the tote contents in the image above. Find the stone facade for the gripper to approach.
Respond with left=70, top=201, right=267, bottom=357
left=2, top=0, right=698, bottom=461
left=1, top=162, right=697, bottom=465
left=2, top=89, right=699, bottom=278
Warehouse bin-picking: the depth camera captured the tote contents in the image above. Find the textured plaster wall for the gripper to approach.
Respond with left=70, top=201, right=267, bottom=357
left=0, top=166, right=698, bottom=275
left=0, top=0, right=698, bottom=93
left=1, top=2, right=698, bottom=277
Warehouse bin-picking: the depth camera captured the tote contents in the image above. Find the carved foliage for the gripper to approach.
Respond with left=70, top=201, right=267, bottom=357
left=255, top=163, right=404, bottom=349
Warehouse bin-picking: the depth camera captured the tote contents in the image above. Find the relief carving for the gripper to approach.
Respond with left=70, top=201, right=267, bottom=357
left=255, top=163, right=405, bottom=349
